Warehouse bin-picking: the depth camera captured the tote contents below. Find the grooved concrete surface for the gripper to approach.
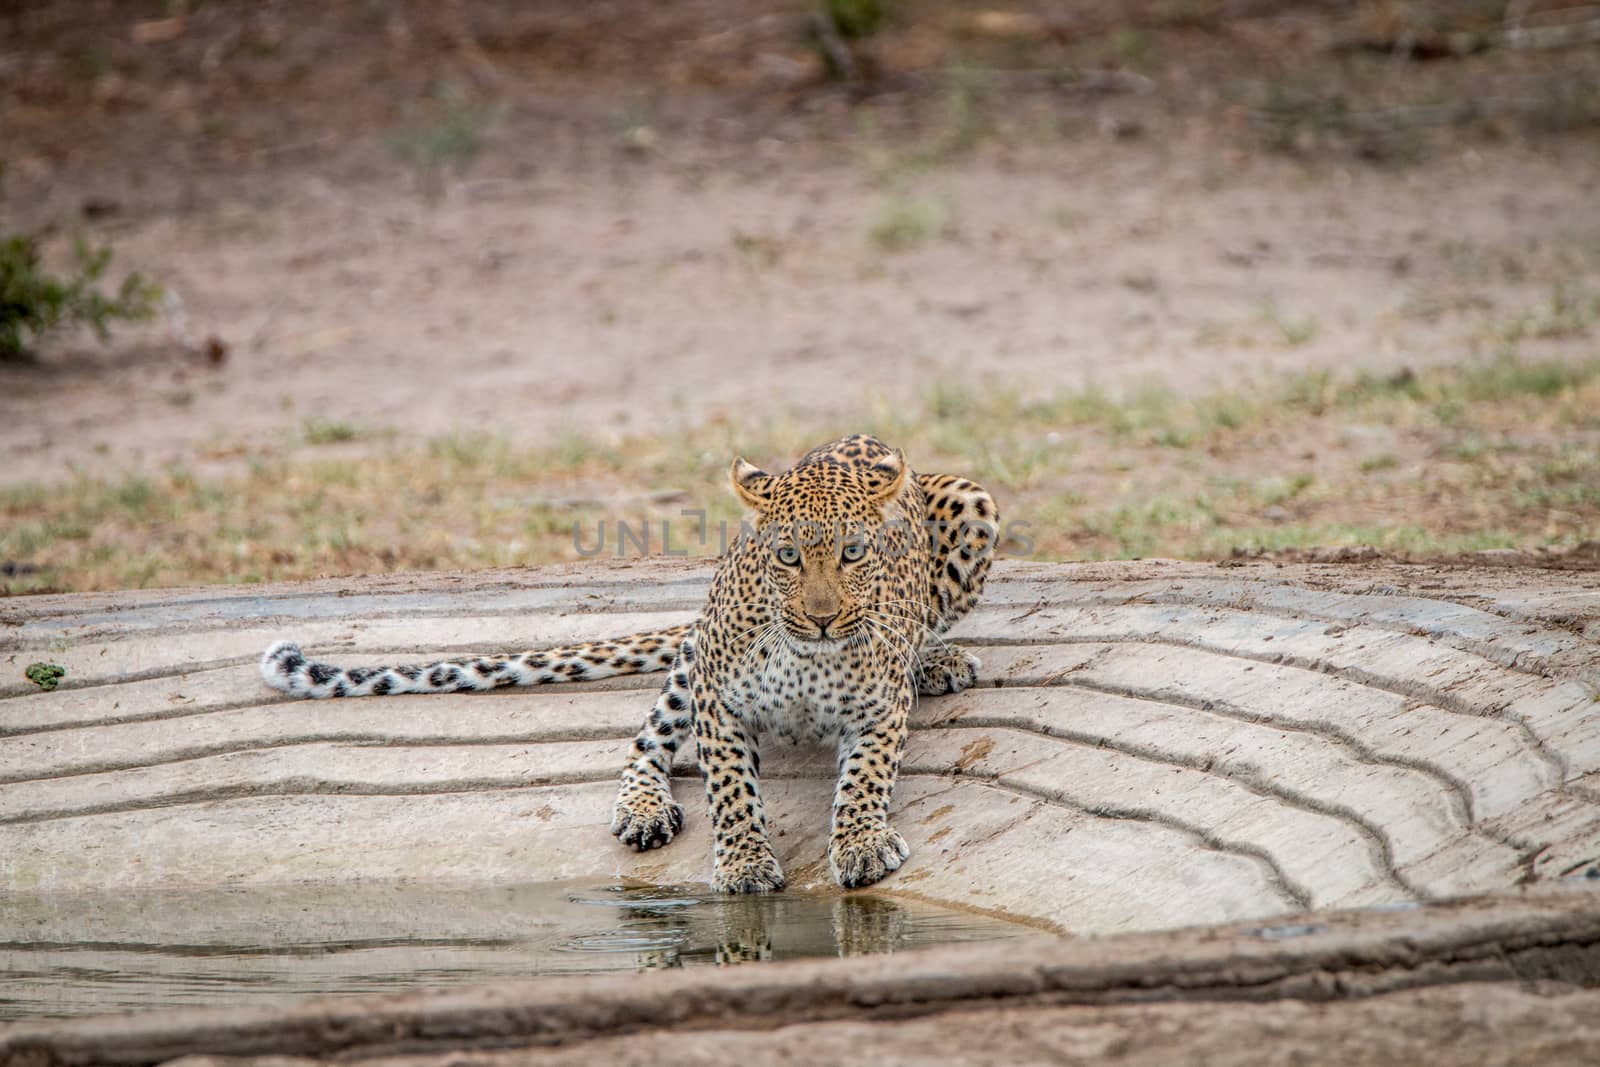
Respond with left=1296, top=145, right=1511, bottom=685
left=3, top=558, right=1600, bottom=933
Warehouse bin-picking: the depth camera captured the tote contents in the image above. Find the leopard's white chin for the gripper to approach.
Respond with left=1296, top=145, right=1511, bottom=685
left=785, top=630, right=852, bottom=655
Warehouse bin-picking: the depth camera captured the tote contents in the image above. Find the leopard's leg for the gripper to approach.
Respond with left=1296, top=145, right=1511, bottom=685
left=611, top=635, right=696, bottom=850
left=697, top=692, right=783, bottom=894
left=914, top=473, right=998, bottom=696
left=828, top=682, right=913, bottom=889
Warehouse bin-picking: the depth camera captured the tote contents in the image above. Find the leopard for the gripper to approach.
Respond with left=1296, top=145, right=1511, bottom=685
left=260, top=434, right=997, bottom=893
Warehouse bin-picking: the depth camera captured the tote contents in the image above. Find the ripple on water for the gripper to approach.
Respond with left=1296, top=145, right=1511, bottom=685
left=0, top=880, right=1036, bottom=1020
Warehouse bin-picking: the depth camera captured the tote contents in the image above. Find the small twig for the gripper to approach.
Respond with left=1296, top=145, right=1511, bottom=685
left=810, top=8, right=857, bottom=82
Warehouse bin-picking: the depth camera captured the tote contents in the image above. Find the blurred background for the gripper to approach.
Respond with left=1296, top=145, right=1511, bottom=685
left=2, top=0, right=1598, bottom=594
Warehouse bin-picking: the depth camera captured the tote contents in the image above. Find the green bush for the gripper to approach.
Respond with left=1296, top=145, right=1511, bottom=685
left=0, top=233, right=161, bottom=359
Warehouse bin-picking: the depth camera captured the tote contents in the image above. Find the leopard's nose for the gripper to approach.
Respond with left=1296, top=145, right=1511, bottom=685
left=806, top=610, right=839, bottom=634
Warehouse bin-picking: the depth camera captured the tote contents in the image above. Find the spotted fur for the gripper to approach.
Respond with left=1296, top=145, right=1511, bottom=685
left=260, top=625, right=691, bottom=698
left=612, top=434, right=996, bottom=892
left=258, top=434, right=996, bottom=893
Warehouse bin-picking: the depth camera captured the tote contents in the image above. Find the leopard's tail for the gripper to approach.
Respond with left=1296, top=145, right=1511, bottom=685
left=259, top=623, right=693, bottom=700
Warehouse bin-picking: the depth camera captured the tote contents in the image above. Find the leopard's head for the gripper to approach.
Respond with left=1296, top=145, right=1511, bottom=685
left=730, top=446, right=913, bottom=648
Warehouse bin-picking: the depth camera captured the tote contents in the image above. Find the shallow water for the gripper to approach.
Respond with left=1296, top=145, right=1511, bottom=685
left=0, top=881, right=1035, bottom=1020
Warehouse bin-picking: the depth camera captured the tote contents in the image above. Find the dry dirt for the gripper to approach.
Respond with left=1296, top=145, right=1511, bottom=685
left=4, top=1, right=1599, bottom=488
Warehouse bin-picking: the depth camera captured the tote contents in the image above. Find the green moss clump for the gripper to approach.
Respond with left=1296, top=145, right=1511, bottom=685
left=25, top=662, right=66, bottom=691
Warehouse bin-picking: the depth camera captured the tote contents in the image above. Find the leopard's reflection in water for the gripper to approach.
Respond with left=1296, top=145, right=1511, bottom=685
left=560, top=884, right=1020, bottom=969
left=4, top=880, right=1034, bottom=1020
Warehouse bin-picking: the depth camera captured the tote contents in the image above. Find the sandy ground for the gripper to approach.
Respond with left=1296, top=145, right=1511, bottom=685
left=4, top=1, right=1599, bottom=488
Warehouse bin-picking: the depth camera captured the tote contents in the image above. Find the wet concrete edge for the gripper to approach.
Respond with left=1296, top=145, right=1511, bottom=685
left=3, top=891, right=1598, bottom=1066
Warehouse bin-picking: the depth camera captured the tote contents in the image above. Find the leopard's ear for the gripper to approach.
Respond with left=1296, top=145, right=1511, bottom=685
left=868, top=448, right=909, bottom=504
left=731, top=457, right=774, bottom=511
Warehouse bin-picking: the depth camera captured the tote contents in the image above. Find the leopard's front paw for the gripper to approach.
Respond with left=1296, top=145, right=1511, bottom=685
left=829, top=825, right=910, bottom=888
left=611, top=786, right=685, bottom=851
left=917, top=648, right=982, bottom=696
left=712, top=847, right=785, bottom=894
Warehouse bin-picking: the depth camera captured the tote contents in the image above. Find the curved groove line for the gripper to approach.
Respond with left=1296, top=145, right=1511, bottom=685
left=13, top=574, right=1595, bottom=693
left=1, top=679, right=1580, bottom=872
left=10, top=599, right=1587, bottom=723
left=7, top=717, right=1474, bottom=903
left=0, top=936, right=521, bottom=958
left=0, top=731, right=636, bottom=787
left=1567, top=780, right=1600, bottom=804
left=6, top=603, right=705, bottom=656
left=6, top=579, right=713, bottom=637
left=934, top=716, right=1422, bottom=899
left=988, top=681, right=1562, bottom=863
left=0, top=668, right=1499, bottom=830
left=1013, top=673, right=1484, bottom=817
left=962, top=632, right=1574, bottom=783
left=12, top=582, right=1590, bottom=681
left=1, top=762, right=1310, bottom=920
left=1000, top=590, right=1596, bottom=680
left=932, top=771, right=1314, bottom=912
left=0, top=775, right=627, bottom=827
left=5, top=613, right=1580, bottom=750
left=1046, top=676, right=1550, bottom=860
left=0, top=677, right=662, bottom=739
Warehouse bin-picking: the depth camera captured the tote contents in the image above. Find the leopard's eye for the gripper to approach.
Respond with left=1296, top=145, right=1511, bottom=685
left=840, top=541, right=866, bottom=563
left=775, top=544, right=801, bottom=566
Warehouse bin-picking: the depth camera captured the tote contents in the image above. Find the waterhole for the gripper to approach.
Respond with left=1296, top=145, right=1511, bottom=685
left=0, top=881, right=1037, bottom=1020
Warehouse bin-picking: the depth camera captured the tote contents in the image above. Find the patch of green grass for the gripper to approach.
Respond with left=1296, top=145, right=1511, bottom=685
left=870, top=63, right=999, bottom=175
left=1485, top=287, right=1598, bottom=346
left=1256, top=473, right=1316, bottom=507
left=6, top=354, right=1600, bottom=593
left=731, top=229, right=784, bottom=269
left=924, top=380, right=976, bottom=421
left=1109, top=26, right=1150, bottom=67
left=427, top=432, right=503, bottom=470
left=1049, top=205, right=1086, bottom=231
left=1196, top=524, right=1523, bottom=558
left=302, top=418, right=360, bottom=445
left=825, top=0, right=889, bottom=39
left=1076, top=494, right=1223, bottom=559
left=935, top=63, right=991, bottom=158
left=867, top=194, right=949, bottom=252
left=390, top=101, right=492, bottom=171
left=1458, top=346, right=1597, bottom=398
left=388, top=85, right=499, bottom=194
left=1261, top=304, right=1319, bottom=347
